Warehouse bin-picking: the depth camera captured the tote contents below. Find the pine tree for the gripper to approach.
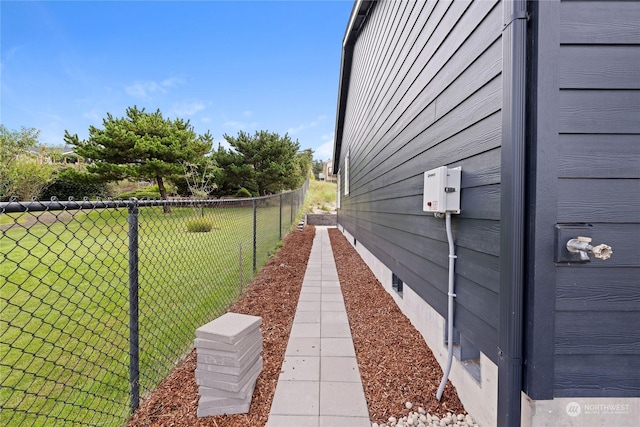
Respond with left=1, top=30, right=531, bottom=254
left=65, top=106, right=212, bottom=211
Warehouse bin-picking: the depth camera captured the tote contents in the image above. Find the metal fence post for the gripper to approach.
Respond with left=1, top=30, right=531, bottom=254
left=128, top=201, right=140, bottom=412
left=253, top=199, right=257, bottom=273
left=279, top=193, right=283, bottom=240
left=239, top=243, right=243, bottom=293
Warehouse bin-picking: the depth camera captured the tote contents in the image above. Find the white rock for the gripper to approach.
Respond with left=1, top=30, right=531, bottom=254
left=419, top=414, right=427, bottom=422
left=457, top=414, right=464, bottom=421
left=418, top=407, right=426, bottom=415
left=372, top=423, right=379, bottom=427
left=406, top=402, right=413, bottom=410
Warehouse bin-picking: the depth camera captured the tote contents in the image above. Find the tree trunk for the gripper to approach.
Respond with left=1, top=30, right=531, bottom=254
left=157, top=175, right=171, bottom=213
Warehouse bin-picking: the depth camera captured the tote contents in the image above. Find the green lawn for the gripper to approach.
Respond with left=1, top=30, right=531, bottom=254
left=305, top=179, right=337, bottom=212
left=1, top=202, right=292, bottom=426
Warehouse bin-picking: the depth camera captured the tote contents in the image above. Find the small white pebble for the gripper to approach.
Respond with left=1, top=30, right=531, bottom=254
left=406, top=401, right=413, bottom=410
left=457, top=414, right=464, bottom=421
left=372, top=423, right=379, bottom=427
left=389, top=416, right=397, bottom=424
left=440, top=419, right=447, bottom=427
left=418, top=407, right=426, bottom=415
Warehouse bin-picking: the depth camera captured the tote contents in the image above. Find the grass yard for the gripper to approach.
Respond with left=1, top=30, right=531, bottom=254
left=305, top=179, right=337, bottom=212
left=1, top=202, right=290, bottom=426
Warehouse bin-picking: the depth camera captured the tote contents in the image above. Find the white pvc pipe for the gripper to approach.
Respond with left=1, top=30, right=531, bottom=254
left=436, top=212, right=457, bottom=401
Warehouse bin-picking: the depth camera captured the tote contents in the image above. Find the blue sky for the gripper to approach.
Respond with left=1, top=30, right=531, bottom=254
left=1, top=0, right=354, bottom=161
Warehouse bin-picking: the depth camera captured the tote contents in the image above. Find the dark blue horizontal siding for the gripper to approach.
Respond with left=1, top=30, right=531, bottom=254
left=551, top=0, right=640, bottom=398
left=555, top=354, right=640, bottom=397
left=338, top=0, right=503, bottom=365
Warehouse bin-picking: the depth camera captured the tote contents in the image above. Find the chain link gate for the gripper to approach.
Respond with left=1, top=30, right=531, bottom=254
left=0, top=180, right=308, bottom=426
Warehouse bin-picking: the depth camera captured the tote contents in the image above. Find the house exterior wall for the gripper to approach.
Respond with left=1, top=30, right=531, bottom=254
left=525, top=0, right=640, bottom=400
left=335, top=0, right=639, bottom=424
left=337, top=0, right=504, bottom=362
left=339, top=225, right=499, bottom=427
left=553, top=0, right=640, bottom=397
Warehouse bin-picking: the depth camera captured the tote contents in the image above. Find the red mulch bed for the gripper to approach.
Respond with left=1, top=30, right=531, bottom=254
left=128, top=226, right=465, bottom=427
left=328, top=228, right=465, bottom=423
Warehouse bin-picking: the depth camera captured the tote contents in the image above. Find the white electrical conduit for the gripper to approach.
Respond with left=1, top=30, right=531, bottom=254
left=436, top=212, right=457, bottom=401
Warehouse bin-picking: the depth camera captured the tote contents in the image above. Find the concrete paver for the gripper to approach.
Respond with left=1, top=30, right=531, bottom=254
left=267, top=227, right=370, bottom=427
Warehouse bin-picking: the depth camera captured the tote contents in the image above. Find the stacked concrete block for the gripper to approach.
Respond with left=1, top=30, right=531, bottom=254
left=195, top=312, right=263, bottom=417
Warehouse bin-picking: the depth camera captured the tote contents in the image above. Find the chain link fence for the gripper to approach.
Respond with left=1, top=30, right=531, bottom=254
left=0, top=181, right=307, bottom=426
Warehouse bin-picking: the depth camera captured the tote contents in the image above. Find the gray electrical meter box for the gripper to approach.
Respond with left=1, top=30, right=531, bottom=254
left=423, top=166, right=462, bottom=214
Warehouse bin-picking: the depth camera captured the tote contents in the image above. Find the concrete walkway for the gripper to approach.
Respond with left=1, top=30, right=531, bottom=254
left=267, top=227, right=370, bottom=427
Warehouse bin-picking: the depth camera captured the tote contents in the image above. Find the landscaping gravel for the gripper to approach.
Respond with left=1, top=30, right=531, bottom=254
left=371, top=403, right=476, bottom=427
left=128, top=226, right=469, bottom=426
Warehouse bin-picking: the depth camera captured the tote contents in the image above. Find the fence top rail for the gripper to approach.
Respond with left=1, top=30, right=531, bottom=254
left=0, top=184, right=306, bottom=214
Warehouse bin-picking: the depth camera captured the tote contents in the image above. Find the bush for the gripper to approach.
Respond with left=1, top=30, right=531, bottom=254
left=185, top=218, right=214, bottom=233
left=235, top=187, right=253, bottom=198
left=41, top=169, right=111, bottom=201
left=117, top=185, right=161, bottom=200
left=1, top=158, right=57, bottom=201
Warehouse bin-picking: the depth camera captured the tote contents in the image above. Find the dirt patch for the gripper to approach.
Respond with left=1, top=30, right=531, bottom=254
left=0, top=211, right=75, bottom=231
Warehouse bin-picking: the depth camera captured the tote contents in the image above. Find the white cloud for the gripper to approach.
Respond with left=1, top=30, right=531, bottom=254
left=171, top=101, right=206, bottom=117
left=82, top=109, right=101, bottom=122
left=243, top=110, right=253, bottom=117
left=223, top=120, right=244, bottom=129
left=124, top=77, right=183, bottom=100
left=6, top=45, right=23, bottom=57
left=2, top=45, right=23, bottom=65
left=220, top=112, right=259, bottom=131
left=287, top=114, right=328, bottom=135
left=223, top=120, right=259, bottom=130
left=125, top=81, right=161, bottom=99
left=161, top=77, right=183, bottom=87
left=314, top=140, right=334, bottom=162
left=321, top=131, right=334, bottom=141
